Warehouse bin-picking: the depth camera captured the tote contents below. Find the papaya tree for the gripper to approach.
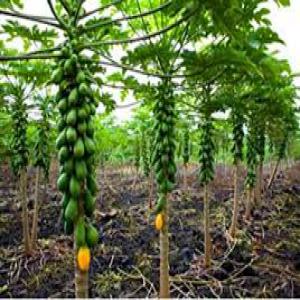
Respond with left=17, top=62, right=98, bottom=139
left=31, top=94, right=52, bottom=249
left=4, top=79, right=31, bottom=254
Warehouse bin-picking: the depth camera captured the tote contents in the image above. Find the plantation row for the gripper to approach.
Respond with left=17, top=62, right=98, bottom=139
left=0, top=0, right=299, bottom=298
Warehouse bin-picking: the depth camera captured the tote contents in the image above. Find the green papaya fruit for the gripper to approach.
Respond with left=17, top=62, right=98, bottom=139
left=75, top=160, right=87, bottom=180
left=78, top=82, right=89, bottom=95
left=59, top=80, right=69, bottom=92
left=70, top=176, right=81, bottom=198
left=77, top=121, right=87, bottom=135
left=51, top=68, right=63, bottom=84
left=85, top=156, right=94, bottom=173
left=89, top=103, right=96, bottom=115
left=76, top=70, right=86, bottom=84
left=86, top=120, right=94, bottom=137
left=74, top=138, right=85, bottom=158
left=86, top=224, right=99, bottom=247
left=57, top=118, right=66, bottom=131
left=58, top=146, right=69, bottom=163
left=77, top=107, right=87, bottom=121
left=83, top=103, right=91, bottom=115
left=84, top=136, right=96, bottom=155
left=66, top=109, right=77, bottom=126
left=68, top=88, right=78, bottom=105
left=75, top=217, right=86, bottom=247
left=64, top=158, right=74, bottom=174
left=64, top=220, right=74, bottom=235
left=155, top=195, right=166, bottom=214
left=57, top=172, right=68, bottom=192
left=64, top=58, right=74, bottom=74
left=84, top=190, right=96, bottom=217
left=56, top=129, right=66, bottom=149
left=64, top=198, right=78, bottom=221
left=66, top=127, right=77, bottom=144
left=61, top=193, right=70, bottom=209
left=58, top=98, right=67, bottom=114
left=87, top=175, right=97, bottom=196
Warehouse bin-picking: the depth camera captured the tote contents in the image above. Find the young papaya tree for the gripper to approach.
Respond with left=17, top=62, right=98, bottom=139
left=31, top=94, right=53, bottom=249
left=7, top=81, right=31, bottom=254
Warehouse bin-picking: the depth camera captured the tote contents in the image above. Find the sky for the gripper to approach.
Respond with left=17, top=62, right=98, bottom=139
left=2, top=0, right=300, bottom=122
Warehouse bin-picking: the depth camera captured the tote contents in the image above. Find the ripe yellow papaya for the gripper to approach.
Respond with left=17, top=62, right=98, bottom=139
left=155, top=213, right=164, bottom=231
left=77, top=246, right=91, bottom=272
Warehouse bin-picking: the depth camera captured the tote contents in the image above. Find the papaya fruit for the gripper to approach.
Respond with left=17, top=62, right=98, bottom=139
left=84, top=136, right=96, bottom=155
left=77, top=107, right=87, bottom=121
left=64, top=158, right=74, bottom=174
left=56, top=130, right=66, bottom=149
left=70, top=176, right=81, bottom=198
left=77, top=121, right=87, bottom=135
left=78, top=82, right=89, bottom=95
left=83, top=190, right=95, bottom=217
left=68, top=88, right=79, bottom=105
left=57, top=172, right=68, bottom=192
left=76, top=70, right=86, bottom=84
left=66, top=127, right=77, bottom=144
left=75, top=217, right=86, bottom=247
left=61, top=193, right=70, bottom=210
left=66, top=109, right=77, bottom=126
left=86, top=224, right=99, bottom=247
left=64, top=58, right=74, bottom=74
left=74, top=138, right=85, bottom=158
left=77, top=246, right=91, bottom=272
left=57, top=118, right=66, bottom=131
left=155, top=195, right=166, bottom=214
left=155, top=213, right=163, bottom=231
left=58, top=98, right=67, bottom=114
left=58, top=146, right=69, bottom=163
left=75, top=160, right=87, bottom=180
left=86, top=120, right=94, bottom=137
left=64, top=197, right=78, bottom=221
left=51, top=68, right=63, bottom=84
left=64, top=219, right=74, bottom=235
left=87, top=175, right=97, bottom=196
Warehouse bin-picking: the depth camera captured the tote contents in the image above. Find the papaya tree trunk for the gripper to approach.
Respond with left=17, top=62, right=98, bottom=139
left=183, top=163, right=188, bottom=191
left=229, top=161, right=240, bottom=238
left=255, top=163, right=263, bottom=205
left=245, top=188, right=254, bottom=221
left=204, top=184, right=212, bottom=268
left=74, top=242, right=89, bottom=298
left=75, top=194, right=89, bottom=298
left=31, top=167, right=41, bottom=249
left=160, top=194, right=170, bottom=298
left=148, top=171, right=154, bottom=209
left=267, top=159, right=280, bottom=189
left=20, top=168, right=31, bottom=254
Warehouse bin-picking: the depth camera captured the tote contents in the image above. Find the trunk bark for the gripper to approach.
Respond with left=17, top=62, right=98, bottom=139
left=159, top=194, right=170, bottom=298
left=204, top=184, right=212, bottom=268
left=75, top=192, right=89, bottom=298
left=31, top=167, right=41, bottom=249
left=245, top=187, right=254, bottom=220
left=74, top=242, right=89, bottom=298
left=183, top=163, right=188, bottom=191
left=20, top=168, right=31, bottom=255
left=148, top=171, right=154, bottom=209
left=267, top=159, right=280, bottom=189
left=229, top=161, right=240, bottom=238
left=255, top=163, right=263, bottom=205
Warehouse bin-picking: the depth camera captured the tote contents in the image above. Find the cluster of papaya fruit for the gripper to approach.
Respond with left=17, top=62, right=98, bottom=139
left=198, top=117, right=215, bottom=184
left=51, top=39, right=99, bottom=269
left=10, top=97, right=28, bottom=175
left=152, top=85, right=177, bottom=230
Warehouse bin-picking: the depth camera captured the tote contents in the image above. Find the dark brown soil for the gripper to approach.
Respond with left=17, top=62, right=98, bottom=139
left=0, top=162, right=299, bottom=298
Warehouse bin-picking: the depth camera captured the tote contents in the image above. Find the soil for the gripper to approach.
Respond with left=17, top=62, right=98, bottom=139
left=0, top=162, right=299, bottom=298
